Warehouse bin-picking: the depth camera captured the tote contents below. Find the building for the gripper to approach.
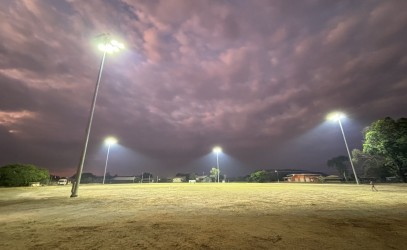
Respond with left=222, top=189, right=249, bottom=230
left=110, top=176, right=136, bottom=183
left=284, top=173, right=322, bottom=183
left=172, top=176, right=186, bottom=183
left=196, top=175, right=212, bottom=182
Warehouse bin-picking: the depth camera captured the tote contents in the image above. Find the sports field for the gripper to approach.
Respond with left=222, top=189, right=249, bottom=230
left=1, top=183, right=406, bottom=249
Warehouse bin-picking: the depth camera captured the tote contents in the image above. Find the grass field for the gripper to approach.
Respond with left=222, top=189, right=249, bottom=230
left=1, top=183, right=407, bottom=249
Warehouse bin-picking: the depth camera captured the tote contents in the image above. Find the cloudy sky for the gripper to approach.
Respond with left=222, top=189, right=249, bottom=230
left=0, top=0, right=406, bottom=178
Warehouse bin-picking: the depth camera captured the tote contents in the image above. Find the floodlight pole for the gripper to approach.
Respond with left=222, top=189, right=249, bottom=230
left=275, top=170, right=279, bottom=183
left=337, top=119, right=359, bottom=185
left=71, top=48, right=107, bottom=198
left=216, top=152, right=220, bottom=183
left=102, top=143, right=112, bottom=184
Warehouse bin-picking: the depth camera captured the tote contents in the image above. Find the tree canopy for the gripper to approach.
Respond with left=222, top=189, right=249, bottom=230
left=249, top=170, right=270, bottom=183
left=362, top=117, right=407, bottom=182
left=352, top=149, right=389, bottom=178
left=209, top=167, right=219, bottom=181
left=0, top=164, right=49, bottom=187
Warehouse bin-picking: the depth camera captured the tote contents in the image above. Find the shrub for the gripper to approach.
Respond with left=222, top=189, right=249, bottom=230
left=0, top=164, right=49, bottom=187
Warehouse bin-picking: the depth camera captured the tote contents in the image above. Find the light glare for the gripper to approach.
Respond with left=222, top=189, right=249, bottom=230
left=105, top=137, right=118, bottom=145
left=98, top=44, right=105, bottom=51
left=327, top=112, right=345, bottom=121
left=213, top=146, right=222, bottom=153
left=98, top=39, right=125, bottom=53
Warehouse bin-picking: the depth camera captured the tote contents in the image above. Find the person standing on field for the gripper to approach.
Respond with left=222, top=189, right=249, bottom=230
left=370, top=180, right=378, bottom=191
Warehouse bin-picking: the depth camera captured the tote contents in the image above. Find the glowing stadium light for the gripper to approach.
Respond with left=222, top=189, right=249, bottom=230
left=105, top=137, right=118, bottom=145
left=98, top=39, right=125, bottom=53
left=327, top=112, right=345, bottom=122
left=213, top=146, right=222, bottom=154
left=327, top=111, right=359, bottom=185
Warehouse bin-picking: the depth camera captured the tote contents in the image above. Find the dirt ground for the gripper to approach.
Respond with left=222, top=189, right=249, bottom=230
left=1, top=183, right=406, bottom=249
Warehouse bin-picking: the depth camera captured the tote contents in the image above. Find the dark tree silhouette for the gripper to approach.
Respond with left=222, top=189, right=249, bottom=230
left=327, top=156, right=349, bottom=180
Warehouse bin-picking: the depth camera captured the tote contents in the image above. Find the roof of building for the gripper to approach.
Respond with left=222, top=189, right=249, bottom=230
left=111, top=176, right=136, bottom=181
left=287, top=173, right=323, bottom=176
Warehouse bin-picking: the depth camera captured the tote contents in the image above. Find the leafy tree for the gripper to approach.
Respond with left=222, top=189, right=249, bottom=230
left=0, top=164, right=49, bottom=187
left=327, top=156, right=349, bottom=180
left=249, top=170, right=270, bottom=183
left=210, top=167, right=219, bottom=182
left=173, top=173, right=188, bottom=182
left=363, top=117, right=407, bottom=182
left=188, top=173, right=196, bottom=181
left=352, top=149, right=390, bottom=178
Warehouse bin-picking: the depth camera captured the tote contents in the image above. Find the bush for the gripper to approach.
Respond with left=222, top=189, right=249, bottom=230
left=0, top=164, right=49, bottom=187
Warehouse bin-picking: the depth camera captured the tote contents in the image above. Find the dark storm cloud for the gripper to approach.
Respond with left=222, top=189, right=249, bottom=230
left=0, top=0, right=406, bottom=177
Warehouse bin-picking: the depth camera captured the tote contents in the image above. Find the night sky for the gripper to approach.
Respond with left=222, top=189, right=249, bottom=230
left=1, top=0, right=406, bottom=178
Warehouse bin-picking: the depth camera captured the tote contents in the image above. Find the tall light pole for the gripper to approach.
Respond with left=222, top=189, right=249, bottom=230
left=275, top=170, right=279, bottom=183
left=103, top=137, right=117, bottom=184
left=327, top=112, right=359, bottom=185
left=212, top=146, right=222, bottom=183
left=71, top=34, right=124, bottom=197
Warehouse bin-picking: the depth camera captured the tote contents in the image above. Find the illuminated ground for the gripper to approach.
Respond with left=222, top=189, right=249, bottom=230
left=1, top=183, right=406, bottom=249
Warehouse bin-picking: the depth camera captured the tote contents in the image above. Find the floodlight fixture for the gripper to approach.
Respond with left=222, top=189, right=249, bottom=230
left=98, top=38, right=125, bottom=53
left=213, top=146, right=222, bottom=154
left=327, top=112, right=345, bottom=121
left=105, top=137, right=118, bottom=145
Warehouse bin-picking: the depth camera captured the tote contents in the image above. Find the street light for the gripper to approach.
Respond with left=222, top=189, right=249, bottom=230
left=275, top=170, right=279, bottom=183
left=71, top=34, right=125, bottom=197
left=103, top=137, right=117, bottom=184
left=212, top=146, right=222, bottom=183
left=327, top=112, right=359, bottom=185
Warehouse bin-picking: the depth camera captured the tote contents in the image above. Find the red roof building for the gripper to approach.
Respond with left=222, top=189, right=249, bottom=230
left=284, top=173, right=322, bottom=183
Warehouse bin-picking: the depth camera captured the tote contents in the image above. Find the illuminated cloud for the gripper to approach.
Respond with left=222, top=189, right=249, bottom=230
left=0, top=110, right=36, bottom=126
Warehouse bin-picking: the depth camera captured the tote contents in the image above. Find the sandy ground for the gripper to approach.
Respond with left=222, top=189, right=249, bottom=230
left=1, top=183, right=407, bottom=249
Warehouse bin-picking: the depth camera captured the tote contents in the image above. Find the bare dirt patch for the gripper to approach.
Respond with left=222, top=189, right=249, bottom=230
left=1, top=183, right=406, bottom=249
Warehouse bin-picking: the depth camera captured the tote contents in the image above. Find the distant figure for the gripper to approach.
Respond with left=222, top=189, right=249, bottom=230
left=370, top=180, right=378, bottom=191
